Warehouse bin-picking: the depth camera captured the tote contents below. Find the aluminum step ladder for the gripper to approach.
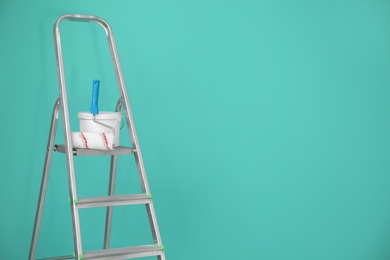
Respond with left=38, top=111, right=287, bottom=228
left=29, top=14, right=165, bottom=260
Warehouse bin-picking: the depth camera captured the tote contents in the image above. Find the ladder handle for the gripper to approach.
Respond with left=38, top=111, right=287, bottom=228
left=90, top=79, right=100, bottom=115
left=54, top=14, right=112, bottom=36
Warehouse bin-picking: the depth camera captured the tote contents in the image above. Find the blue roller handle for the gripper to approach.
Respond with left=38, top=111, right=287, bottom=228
left=90, top=79, right=100, bottom=115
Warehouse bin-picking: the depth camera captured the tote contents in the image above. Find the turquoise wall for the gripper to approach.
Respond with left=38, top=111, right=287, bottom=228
left=1, top=0, right=390, bottom=259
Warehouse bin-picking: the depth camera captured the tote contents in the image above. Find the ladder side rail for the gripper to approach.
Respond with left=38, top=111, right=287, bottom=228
left=100, top=17, right=151, bottom=192
left=103, top=18, right=164, bottom=249
left=29, top=98, right=61, bottom=260
left=53, top=15, right=89, bottom=259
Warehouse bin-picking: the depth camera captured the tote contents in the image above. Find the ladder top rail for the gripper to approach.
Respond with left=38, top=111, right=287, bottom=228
left=54, top=14, right=112, bottom=36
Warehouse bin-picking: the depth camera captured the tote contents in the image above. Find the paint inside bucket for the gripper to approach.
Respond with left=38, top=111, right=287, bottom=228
left=78, top=112, right=122, bottom=146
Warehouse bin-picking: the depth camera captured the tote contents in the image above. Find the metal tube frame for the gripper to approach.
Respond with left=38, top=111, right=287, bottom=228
left=30, top=14, right=165, bottom=260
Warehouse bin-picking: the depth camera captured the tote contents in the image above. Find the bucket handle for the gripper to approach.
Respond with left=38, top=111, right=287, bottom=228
left=92, top=115, right=116, bottom=136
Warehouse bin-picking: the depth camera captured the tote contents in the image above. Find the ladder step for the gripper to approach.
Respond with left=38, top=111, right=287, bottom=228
left=54, top=145, right=135, bottom=156
left=36, top=255, right=74, bottom=260
left=76, top=194, right=153, bottom=209
left=83, top=245, right=164, bottom=259
left=36, top=245, right=164, bottom=260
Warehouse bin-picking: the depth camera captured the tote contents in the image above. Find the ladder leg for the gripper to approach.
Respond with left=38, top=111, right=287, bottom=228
left=145, top=204, right=166, bottom=260
left=58, top=90, right=83, bottom=258
left=104, top=154, right=118, bottom=249
left=132, top=138, right=165, bottom=259
left=29, top=98, right=61, bottom=260
left=120, top=95, right=165, bottom=258
left=62, top=111, right=83, bottom=259
left=133, top=151, right=164, bottom=243
left=103, top=98, right=122, bottom=249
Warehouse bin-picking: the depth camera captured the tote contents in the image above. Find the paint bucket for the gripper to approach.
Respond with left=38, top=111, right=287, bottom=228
left=78, top=112, right=122, bottom=146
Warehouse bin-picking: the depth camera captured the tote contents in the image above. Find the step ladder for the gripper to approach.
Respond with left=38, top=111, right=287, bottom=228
left=29, top=14, right=166, bottom=260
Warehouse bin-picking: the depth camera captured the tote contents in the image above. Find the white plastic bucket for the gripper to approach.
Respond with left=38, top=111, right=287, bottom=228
left=78, top=112, right=122, bottom=147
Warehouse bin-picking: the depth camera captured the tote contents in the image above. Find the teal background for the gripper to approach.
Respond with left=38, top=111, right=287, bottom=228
left=1, top=0, right=390, bottom=259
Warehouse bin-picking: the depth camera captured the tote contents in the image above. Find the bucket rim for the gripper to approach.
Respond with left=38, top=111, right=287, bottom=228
left=78, top=111, right=122, bottom=120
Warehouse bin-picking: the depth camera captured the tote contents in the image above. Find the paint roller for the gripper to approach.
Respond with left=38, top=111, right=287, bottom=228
left=71, top=80, right=116, bottom=150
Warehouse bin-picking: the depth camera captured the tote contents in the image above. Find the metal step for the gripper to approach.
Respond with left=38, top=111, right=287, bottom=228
left=54, top=145, right=135, bottom=156
left=75, top=194, right=153, bottom=209
left=37, top=255, right=74, bottom=260
left=83, top=245, right=164, bottom=259
left=36, top=245, right=164, bottom=260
